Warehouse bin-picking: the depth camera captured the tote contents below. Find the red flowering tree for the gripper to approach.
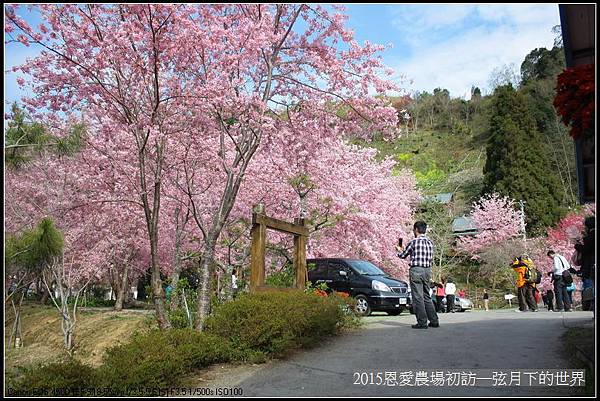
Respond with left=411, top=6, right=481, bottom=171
left=554, top=63, right=595, bottom=140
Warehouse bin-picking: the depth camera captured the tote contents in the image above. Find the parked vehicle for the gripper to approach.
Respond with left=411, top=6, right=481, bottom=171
left=439, top=296, right=473, bottom=312
left=307, top=258, right=412, bottom=316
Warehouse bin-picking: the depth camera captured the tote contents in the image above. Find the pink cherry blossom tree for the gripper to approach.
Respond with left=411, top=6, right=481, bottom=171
left=6, top=4, right=402, bottom=330
left=227, top=136, right=419, bottom=282
left=457, top=193, right=524, bottom=259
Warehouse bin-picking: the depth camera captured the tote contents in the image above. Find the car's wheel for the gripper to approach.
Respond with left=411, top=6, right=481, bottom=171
left=355, top=295, right=371, bottom=316
left=409, top=306, right=415, bottom=314
left=387, top=309, right=402, bottom=316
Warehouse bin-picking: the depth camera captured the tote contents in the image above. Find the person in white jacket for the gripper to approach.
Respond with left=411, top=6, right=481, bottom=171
left=445, top=280, right=457, bottom=313
left=547, top=250, right=572, bottom=312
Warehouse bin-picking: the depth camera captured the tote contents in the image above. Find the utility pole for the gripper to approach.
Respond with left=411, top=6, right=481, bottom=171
left=519, top=200, right=526, bottom=240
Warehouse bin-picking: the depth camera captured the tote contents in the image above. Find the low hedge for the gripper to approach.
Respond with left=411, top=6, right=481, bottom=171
left=97, top=329, right=234, bottom=391
left=8, top=359, right=98, bottom=396
left=205, top=290, right=346, bottom=356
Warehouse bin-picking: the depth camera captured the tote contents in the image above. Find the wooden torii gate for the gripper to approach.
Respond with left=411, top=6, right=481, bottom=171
left=250, top=205, right=309, bottom=292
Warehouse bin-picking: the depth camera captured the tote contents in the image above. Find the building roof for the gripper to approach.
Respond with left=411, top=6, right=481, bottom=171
left=423, top=193, right=454, bottom=204
left=452, top=216, right=478, bottom=235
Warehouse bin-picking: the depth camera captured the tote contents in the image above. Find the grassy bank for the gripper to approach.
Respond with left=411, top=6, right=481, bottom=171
left=5, top=303, right=154, bottom=383
left=561, top=326, right=595, bottom=396
left=5, top=291, right=359, bottom=396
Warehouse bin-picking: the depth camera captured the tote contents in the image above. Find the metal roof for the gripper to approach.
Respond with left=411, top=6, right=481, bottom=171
left=423, top=193, right=454, bottom=204
left=452, top=216, right=478, bottom=234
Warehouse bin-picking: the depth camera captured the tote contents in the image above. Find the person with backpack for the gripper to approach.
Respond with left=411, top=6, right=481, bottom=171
left=510, top=255, right=538, bottom=312
left=547, top=250, right=572, bottom=312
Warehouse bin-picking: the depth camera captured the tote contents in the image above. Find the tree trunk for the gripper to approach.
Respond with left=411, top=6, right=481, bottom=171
left=195, top=247, right=215, bottom=331
left=150, top=238, right=171, bottom=329
left=114, top=262, right=130, bottom=311
left=9, top=290, right=25, bottom=349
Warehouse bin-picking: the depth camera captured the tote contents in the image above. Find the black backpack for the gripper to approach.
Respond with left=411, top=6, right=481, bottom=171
left=562, top=270, right=574, bottom=285
left=558, top=256, right=574, bottom=285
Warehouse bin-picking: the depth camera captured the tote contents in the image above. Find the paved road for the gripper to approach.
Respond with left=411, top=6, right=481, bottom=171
left=226, top=310, right=594, bottom=397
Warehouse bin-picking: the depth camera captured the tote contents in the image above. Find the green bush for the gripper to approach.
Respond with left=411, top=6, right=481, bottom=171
left=96, top=329, right=234, bottom=392
left=9, top=359, right=97, bottom=395
left=451, top=122, right=472, bottom=136
left=9, top=292, right=353, bottom=394
left=265, top=263, right=295, bottom=288
left=205, top=290, right=345, bottom=356
left=168, top=308, right=192, bottom=329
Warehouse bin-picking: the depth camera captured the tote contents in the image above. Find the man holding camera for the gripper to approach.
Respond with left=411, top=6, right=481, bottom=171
left=396, top=221, right=439, bottom=329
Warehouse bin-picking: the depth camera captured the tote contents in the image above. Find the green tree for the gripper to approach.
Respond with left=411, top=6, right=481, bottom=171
left=6, top=218, right=64, bottom=349
left=4, top=103, right=85, bottom=169
left=520, top=47, right=565, bottom=86
left=483, top=85, right=565, bottom=235
left=520, top=47, right=577, bottom=206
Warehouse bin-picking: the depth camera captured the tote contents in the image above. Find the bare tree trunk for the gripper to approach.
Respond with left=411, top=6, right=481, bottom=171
left=9, top=291, right=25, bottom=349
left=114, top=262, right=130, bottom=311
left=195, top=245, right=215, bottom=331
left=544, top=129, right=570, bottom=204
left=43, top=255, right=91, bottom=357
left=137, top=134, right=171, bottom=330
left=555, top=115, right=577, bottom=205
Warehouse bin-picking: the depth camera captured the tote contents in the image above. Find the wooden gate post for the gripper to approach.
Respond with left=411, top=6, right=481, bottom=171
left=249, top=206, right=309, bottom=292
left=250, top=213, right=267, bottom=292
left=293, top=218, right=307, bottom=290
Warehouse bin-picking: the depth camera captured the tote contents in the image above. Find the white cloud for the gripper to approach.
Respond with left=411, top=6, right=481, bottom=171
left=387, top=4, right=561, bottom=97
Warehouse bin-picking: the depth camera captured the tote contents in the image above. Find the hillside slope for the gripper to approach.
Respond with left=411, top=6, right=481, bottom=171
left=354, top=128, right=487, bottom=215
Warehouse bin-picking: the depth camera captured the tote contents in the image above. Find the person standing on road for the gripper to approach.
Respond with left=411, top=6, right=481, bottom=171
left=566, top=282, right=576, bottom=306
left=546, top=288, right=555, bottom=311
left=396, top=221, right=439, bottom=329
left=571, top=216, right=595, bottom=311
left=483, top=289, right=490, bottom=311
left=436, top=280, right=446, bottom=313
left=547, top=250, right=572, bottom=312
left=445, top=279, right=456, bottom=313
left=511, top=256, right=537, bottom=312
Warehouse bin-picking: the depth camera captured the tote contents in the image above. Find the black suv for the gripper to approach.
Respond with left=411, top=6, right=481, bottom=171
left=307, top=258, right=411, bottom=316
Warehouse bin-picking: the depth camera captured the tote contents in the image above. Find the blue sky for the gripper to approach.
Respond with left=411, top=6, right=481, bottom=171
left=342, top=3, right=561, bottom=98
left=4, top=4, right=561, bottom=107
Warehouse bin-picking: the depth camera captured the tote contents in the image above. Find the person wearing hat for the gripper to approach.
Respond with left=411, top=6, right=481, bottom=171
left=511, top=255, right=537, bottom=312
